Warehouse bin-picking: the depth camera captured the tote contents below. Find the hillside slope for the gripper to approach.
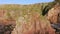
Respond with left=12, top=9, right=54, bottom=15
left=0, top=2, right=56, bottom=34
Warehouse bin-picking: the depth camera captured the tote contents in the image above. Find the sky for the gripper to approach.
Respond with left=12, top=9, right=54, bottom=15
left=0, top=0, right=54, bottom=5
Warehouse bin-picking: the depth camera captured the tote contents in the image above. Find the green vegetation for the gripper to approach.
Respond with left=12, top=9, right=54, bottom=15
left=0, top=3, right=52, bottom=18
left=0, top=0, right=58, bottom=26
